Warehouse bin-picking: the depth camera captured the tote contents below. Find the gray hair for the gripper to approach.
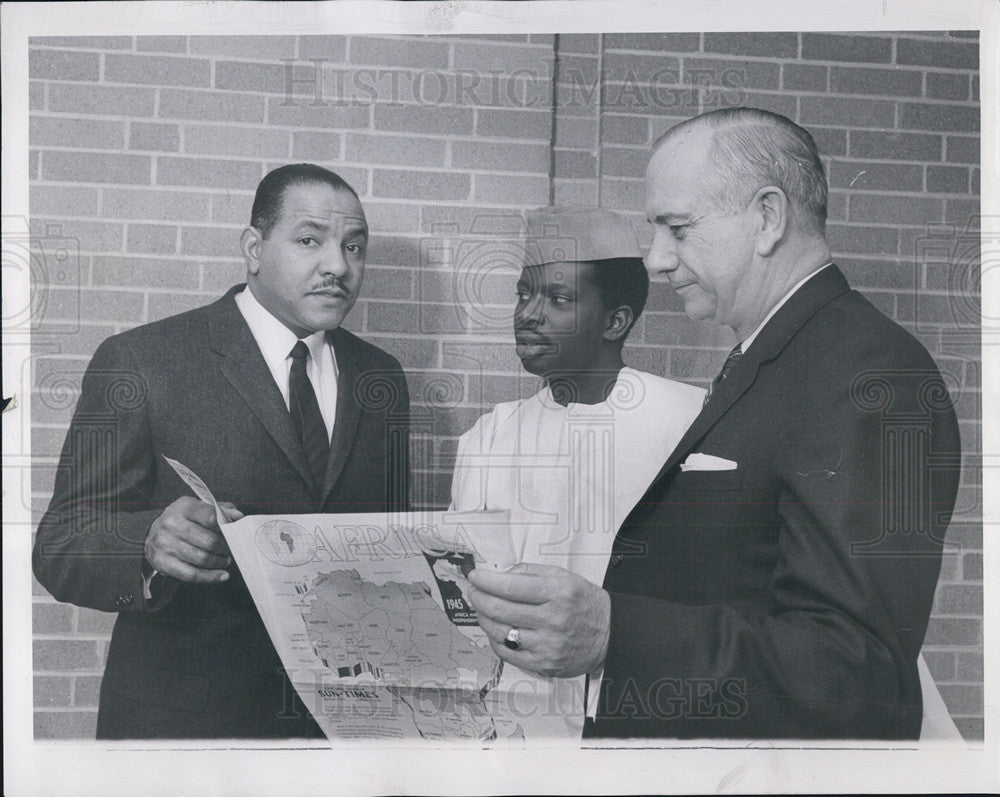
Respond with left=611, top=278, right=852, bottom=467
left=654, top=108, right=828, bottom=231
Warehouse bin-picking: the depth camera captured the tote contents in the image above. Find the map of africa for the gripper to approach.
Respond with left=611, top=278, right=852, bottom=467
left=300, top=569, right=500, bottom=690
left=256, top=519, right=316, bottom=566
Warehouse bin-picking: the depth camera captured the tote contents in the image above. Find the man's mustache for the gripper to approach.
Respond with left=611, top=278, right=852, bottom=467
left=309, top=278, right=350, bottom=296
left=514, top=330, right=551, bottom=344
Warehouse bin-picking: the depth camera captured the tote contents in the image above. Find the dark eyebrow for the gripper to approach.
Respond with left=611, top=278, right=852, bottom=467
left=543, top=277, right=579, bottom=293
left=547, top=286, right=579, bottom=297
left=292, top=219, right=328, bottom=233
left=291, top=219, right=368, bottom=239
left=650, top=213, right=689, bottom=225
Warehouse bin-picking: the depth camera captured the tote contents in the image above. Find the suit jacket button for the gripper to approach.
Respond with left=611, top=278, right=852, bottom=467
left=610, top=553, right=624, bottom=567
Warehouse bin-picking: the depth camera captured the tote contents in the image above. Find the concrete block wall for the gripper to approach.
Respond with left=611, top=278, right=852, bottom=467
left=26, top=32, right=981, bottom=739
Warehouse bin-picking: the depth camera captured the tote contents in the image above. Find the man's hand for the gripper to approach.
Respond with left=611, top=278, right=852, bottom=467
left=144, top=497, right=241, bottom=584
left=466, top=563, right=611, bottom=678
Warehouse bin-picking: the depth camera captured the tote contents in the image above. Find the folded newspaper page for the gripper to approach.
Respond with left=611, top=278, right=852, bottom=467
left=163, top=457, right=573, bottom=742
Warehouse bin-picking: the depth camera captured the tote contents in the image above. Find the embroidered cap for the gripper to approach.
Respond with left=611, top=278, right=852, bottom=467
left=522, top=206, right=642, bottom=267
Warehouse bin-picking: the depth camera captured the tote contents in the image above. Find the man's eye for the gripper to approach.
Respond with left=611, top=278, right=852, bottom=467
left=299, top=236, right=318, bottom=246
left=550, top=295, right=572, bottom=306
left=515, top=291, right=530, bottom=302
left=669, top=225, right=687, bottom=239
left=346, top=243, right=365, bottom=255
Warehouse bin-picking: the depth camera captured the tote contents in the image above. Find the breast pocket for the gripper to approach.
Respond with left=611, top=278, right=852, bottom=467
left=670, top=467, right=744, bottom=492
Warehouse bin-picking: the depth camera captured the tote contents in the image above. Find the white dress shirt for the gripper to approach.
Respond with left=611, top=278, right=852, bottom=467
left=235, top=286, right=339, bottom=439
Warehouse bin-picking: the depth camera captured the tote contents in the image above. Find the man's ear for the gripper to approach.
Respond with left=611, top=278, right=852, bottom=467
left=752, top=186, right=788, bottom=257
left=603, top=305, right=634, bottom=343
left=240, top=226, right=263, bottom=275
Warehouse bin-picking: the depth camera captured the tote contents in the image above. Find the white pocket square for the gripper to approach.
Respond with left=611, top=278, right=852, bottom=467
left=679, top=453, right=738, bottom=471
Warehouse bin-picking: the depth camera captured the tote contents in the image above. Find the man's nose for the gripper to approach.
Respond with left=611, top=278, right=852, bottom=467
left=644, top=230, right=679, bottom=277
left=318, top=244, right=349, bottom=278
left=514, top=294, right=544, bottom=327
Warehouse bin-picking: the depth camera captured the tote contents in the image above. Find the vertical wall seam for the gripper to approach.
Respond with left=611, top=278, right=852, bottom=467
left=548, top=33, right=560, bottom=205
left=596, top=32, right=605, bottom=208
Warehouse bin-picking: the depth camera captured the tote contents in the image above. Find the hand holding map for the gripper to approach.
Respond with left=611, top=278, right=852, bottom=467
left=144, top=496, right=232, bottom=584
left=161, top=457, right=575, bottom=742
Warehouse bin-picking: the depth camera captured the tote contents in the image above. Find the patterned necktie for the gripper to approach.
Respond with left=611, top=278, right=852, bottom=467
left=704, top=343, right=743, bottom=406
left=289, top=340, right=330, bottom=489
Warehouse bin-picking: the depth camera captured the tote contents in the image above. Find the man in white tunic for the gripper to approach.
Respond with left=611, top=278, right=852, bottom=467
left=450, top=207, right=704, bottom=737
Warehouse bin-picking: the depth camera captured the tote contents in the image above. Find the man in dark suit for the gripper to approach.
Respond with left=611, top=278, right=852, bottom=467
left=466, top=108, right=961, bottom=739
left=33, top=164, right=410, bottom=739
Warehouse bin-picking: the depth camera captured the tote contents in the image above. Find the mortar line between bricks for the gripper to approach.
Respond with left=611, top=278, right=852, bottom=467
left=597, top=53, right=976, bottom=72
left=596, top=73, right=977, bottom=91
left=374, top=168, right=552, bottom=177
left=830, top=158, right=974, bottom=167
left=30, top=44, right=132, bottom=51
left=800, top=90, right=977, bottom=103
left=32, top=148, right=301, bottom=165
left=106, top=51, right=215, bottom=63
left=809, top=62, right=977, bottom=74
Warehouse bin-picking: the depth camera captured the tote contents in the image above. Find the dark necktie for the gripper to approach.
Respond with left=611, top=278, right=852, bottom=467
left=289, top=340, right=330, bottom=489
left=704, top=343, right=743, bottom=406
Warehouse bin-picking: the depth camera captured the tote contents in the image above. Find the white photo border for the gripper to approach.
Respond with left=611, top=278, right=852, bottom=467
left=3, top=2, right=997, bottom=794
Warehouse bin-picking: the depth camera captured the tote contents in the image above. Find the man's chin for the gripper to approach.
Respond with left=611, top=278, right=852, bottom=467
left=516, top=352, right=549, bottom=376
left=306, top=308, right=352, bottom=333
left=680, top=298, right=715, bottom=323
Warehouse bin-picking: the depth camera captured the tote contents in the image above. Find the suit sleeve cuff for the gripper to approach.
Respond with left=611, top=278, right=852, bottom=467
left=138, top=557, right=177, bottom=611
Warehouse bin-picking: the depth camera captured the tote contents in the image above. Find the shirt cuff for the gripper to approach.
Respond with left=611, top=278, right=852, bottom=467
left=141, top=566, right=159, bottom=601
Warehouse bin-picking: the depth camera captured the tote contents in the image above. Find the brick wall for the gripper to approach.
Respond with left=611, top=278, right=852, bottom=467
left=26, top=32, right=982, bottom=739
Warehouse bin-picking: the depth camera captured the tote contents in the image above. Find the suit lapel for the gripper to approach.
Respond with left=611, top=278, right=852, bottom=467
left=320, top=328, right=363, bottom=502
left=208, top=287, right=315, bottom=490
left=644, top=265, right=852, bottom=490
left=647, top=354, right=759, bottom=484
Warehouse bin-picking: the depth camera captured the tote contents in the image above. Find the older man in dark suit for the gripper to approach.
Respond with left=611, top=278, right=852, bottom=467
left=33, top=164, right=410, bottom=739
left=466, top=108, right=961, bottom=739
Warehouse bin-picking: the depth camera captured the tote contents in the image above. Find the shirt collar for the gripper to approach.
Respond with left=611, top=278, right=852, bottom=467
left=740, top=263, right=833, bottom=352
left=539, top=367, right=635, bottom=410
left=235, top=286, right=327, bottom=365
